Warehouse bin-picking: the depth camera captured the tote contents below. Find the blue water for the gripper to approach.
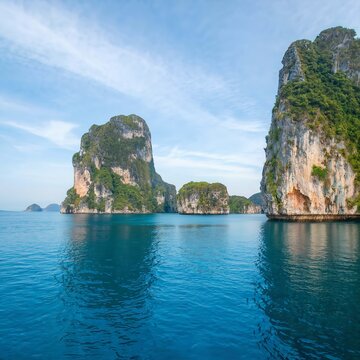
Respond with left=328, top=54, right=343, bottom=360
left=0, top=212, right=359, bottom=359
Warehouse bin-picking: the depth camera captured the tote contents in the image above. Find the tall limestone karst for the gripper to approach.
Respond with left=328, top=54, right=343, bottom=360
left=61, top=115, right=176, bottom=214
left=261, top=27, right=360, bottom=219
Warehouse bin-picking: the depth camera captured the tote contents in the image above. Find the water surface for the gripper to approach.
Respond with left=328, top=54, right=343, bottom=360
left=0, top=212, right=359, bottom=359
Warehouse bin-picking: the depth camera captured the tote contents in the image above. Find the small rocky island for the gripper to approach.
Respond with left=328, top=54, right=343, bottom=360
left=229, top=195, right=262, bottom=214
left=25, top=204, right=42, bottom=212
left=61, top=115, right=176, bottom=214
left=177, top=182, right=229, bottom=214
left=261, top=27, right=360, bottom=220
left=25, top=203, right=60, bottom=212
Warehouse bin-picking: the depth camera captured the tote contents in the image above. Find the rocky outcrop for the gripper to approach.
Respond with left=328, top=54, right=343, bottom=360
left=61, top=115, right=176, bottom=214
left=177, top=182, right=229, bottom=214
left=229, top=195, right=262, bottom=214
left=25, top=203, right=42, bottom=212
left=315, top=27, right=360, bottom=86
left=261, top=27, right=360, bottom=219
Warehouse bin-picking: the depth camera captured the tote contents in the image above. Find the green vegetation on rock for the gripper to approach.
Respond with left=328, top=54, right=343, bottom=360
left=178, top=181, right=227, bottom=203
left=262, top=27, right=360, bottom=215
left=277, top=27, right=360, bottom=185
left=229, top=196, right=251, bottom=213
left=177, top=181, right=229, bottom=214
left=78, top=133, right=146, bottom=171
left=62, top=115, right=176, bottom=213
left=62, top=188, right=80, bottom=209
left=265, top=157, right=282, bottom=208
left=311, top=165, right=328, bottom=181
left=347, top=195, right=360, bottom=213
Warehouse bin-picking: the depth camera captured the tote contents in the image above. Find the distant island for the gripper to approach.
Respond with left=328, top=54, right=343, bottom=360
left=176, top=182, right=262, bottom=215
left=25, top=203, right=60, bottom=212
left=229, top=195, right=262, bottom=214
left=177, top=182, right=229, bottom=214
left=248, top=192, right=265, bottom=209
left=261, top=26, right=360, bottom=221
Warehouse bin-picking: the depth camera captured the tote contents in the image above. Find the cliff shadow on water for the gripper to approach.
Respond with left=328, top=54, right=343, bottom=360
left=254, top=220, right=360, bottom=359
left=57, top=214, right=160, bottom=358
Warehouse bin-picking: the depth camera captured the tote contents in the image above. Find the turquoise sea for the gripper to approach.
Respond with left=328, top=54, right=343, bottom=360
left=0, top=212, right=359, bottom=359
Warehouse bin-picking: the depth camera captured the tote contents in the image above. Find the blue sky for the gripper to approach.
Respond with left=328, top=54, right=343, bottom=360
left=0, top=0, right=359, bottom=210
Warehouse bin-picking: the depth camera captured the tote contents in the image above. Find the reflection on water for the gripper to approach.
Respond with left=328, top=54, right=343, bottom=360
left=59, top=215, right=160, bottom=358
left=1, top=212, right=360, bottom=359
left=255, top=221, right=360, bottom=359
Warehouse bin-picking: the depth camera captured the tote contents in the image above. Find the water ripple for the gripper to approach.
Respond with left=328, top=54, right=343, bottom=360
left=0, top=213, right=359, bottom=359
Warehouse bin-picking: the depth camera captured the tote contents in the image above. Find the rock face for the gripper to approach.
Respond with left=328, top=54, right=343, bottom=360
left=61, top=115, right=177, bottom=214
left=229, top=195, right=262, bottom=214
left=261, top=27, right=360, bottom=219
left=177, top=182, right=229, bottom=214
left=249, top=192, right=265, bottom=209
left=25, top=203, right=42, bottom=212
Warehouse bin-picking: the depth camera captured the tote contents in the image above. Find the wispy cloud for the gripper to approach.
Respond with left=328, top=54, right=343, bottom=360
left=0, top=1, right=262, bottom=132
left=221, top=117, right=266, bottom=132
left=0, top=94, right=38, bottom=112
left=3, top=120, right=79, bottom=149
left=13, top=143, right=43, bottom=153
left=154, top=146, right=262, bottom=178
left=269, top=0, right=360, bottom=38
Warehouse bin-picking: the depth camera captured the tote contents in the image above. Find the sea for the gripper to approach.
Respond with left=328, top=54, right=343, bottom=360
left=0, top=211, right=359, bottom=359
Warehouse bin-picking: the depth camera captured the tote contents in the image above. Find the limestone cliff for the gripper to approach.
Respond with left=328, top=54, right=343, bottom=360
left=61, top=115, right=176, bottom=214
left=229, top=195, right=262, bottom=214
left=177, top=182, right=229, bottom=214
left=261, top=27, right=360, bottom=219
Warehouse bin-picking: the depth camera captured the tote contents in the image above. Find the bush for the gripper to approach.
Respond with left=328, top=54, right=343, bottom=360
left=311, top=165, right=328, bottom=181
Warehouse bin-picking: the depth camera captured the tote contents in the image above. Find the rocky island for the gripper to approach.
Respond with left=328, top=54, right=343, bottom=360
left=61, top=115, right=176, bottom=214
left=44, top=204, right=61, bottom=212
left=261, top=27, right=360, bottom=220
left=177, top=182, right=229, bottom=214
left=229, top=195, right=262, bottom=214
left=24, top=203, right=60, bottom=212
left=25, top=203, right=42, bottom=212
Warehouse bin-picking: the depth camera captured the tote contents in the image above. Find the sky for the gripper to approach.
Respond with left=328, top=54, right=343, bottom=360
left=0, top=0, right=359, bottom=210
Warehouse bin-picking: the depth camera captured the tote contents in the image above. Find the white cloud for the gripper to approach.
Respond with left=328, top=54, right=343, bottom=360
left=152, top=145, right=263, bottom=196
left=0, top=1, right=261, bottom=133
left=3, top=120, right=79, bottom=149
left=154, top=146, right=261, bottom=178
